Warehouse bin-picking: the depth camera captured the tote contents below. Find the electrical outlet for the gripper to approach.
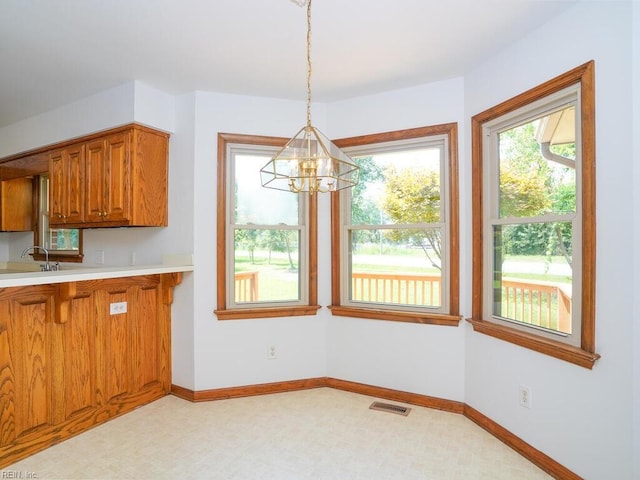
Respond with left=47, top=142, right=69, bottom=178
left=268, top=345, right=277, bottom=359
left=519, top=385, right=532, bottom=408
left=110, top=301, right=127, bottom=315
left=95, top=250, right=105, bottom=265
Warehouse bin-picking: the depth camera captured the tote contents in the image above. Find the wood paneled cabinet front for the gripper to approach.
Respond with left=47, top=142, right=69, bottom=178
left=0, top=177, right=34, bottom=231
left=49, top=124, right=169, bottom=228
left=84, top=133, right=131, bottom=224
left=49, top=142, right=85, bottom=225
left=0, top=273, right=181, bottom=468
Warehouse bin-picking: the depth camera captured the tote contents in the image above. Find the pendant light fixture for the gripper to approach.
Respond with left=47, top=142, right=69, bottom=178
left=260, top=0, right=359, bottom=194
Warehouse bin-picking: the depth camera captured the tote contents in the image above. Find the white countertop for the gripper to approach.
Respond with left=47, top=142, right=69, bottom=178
left=0, top=263, right=194, bottom=288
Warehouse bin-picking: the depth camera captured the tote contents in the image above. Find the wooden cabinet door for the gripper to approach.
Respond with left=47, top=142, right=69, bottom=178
left=66, top=145, right=84, bottom=224
left=98, top=289, right=133, bottom=405
left=103, top=132, right=131, bottom=223
left=49, top=149, right=65, bottom=223
left=57, top=293, right=99, bottom=421
left=0, top=289, right=56, bottom=450
left=84, top=133, right=131, bottom=224
left=84, top=139, right=106, bottom=223
left=0, top=177, right=33, bottom=231
left=49, top=143, right=84, bottom=225
left=132, top=282, right=166, bottom=393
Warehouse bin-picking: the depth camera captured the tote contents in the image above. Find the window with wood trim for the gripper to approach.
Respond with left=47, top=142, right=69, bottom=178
left=469, top=61, right=599, bottom=368
left=34, top=174, right=83, bottom=263
left=215, top=133, right=319, bottom=320
left=330, top=124, right=460, bottom=326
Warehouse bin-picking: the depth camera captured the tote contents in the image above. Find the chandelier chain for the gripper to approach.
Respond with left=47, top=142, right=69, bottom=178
left=306, top=0, right=312, bottom=128
left=259, top=0, right=359, bottom=194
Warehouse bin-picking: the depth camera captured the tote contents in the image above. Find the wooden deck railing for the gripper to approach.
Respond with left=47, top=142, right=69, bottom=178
left=500, top=277, right=572, bottom=333
left=351, top=272, right=442, bottom=306
left=235, top=271, right=259, bottom=302
left=234, top=271, right=572, bottom=333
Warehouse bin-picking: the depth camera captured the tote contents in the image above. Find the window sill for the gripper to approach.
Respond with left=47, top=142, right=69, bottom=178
left=329, top=305, right=462, bottom=326
left=466, top=317, right=600, bottom=369
left=32, top=253, right=84, bottom=263
left=214, top=305, right=321, bottom=320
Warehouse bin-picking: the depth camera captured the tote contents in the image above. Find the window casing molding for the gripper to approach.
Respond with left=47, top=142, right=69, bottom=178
left=468, top=61, right=600, bottom=368
left=330, top=124, right=461, bottom=326
left=33, top=174, right=84, bottom=263
left=215, top=133, right=319, bottom=320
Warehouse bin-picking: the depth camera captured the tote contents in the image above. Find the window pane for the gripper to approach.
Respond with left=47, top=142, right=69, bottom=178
left=48, top=228, right=79, bottom=251
left=39, top=175, right=81, bottom=257
left=234, top=228, right=300, bottom=303
left=498, top=106, right=576, bottom=218
left=349, top=228, right=442, bottom=307
left=351, top=147, right=441, bottom=226
left=235, top=154, right=299, bottom=225
left=492, top=222, right=572, bottom=334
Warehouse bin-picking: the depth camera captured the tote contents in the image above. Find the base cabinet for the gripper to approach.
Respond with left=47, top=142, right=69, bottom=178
left=0, top=287, right=56, bottom=450
left=0, top=273, right=181, bottom=468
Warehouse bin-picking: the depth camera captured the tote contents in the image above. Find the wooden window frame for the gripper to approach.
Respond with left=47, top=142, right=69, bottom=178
left=468, top=61, right=600, bottom=369
left=329, top=124, right=461, bottom=326
left=214, top=133, right=320, bottom=320
left=33, top=174, right=84, bottom=263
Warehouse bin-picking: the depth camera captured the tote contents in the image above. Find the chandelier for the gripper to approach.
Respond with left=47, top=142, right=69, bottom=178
left=260, top=0, right=359, bottom=195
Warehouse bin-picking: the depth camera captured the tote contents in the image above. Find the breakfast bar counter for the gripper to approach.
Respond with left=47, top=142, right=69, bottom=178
left=0, top=262, right=194, bottom=287
left=0, top=262, right=193, bottom=468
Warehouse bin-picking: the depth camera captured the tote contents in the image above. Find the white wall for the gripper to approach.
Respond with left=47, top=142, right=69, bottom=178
left=169, top=92, right=197, bottom=389
left=464, top=3, right=634, bottom=479
left=325, top=78, right=467, bottom=401
left=0, top=82, right=135, bottom=158
left=0, top=237, right=9, bottom=261
left=189, top=92, right=329, bottom=390
left=632, top=2, right=640, bottom=478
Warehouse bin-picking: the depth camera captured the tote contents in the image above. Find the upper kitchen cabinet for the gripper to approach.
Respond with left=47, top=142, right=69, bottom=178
left=49, top=124, right=169, bottom=228
left=85, top=133, right=127, bottom=224
left=49, top=142, right=85, bottom=225
left=0, top=177, right=33, bottom=231
left=0, top=152, right=47, bottom=232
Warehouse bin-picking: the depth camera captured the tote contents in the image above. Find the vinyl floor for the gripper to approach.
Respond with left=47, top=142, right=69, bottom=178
left=5, top=388, right=552, bottom=479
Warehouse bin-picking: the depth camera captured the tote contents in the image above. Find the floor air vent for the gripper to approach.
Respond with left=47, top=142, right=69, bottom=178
left=369, top=401, right=411, bottom=416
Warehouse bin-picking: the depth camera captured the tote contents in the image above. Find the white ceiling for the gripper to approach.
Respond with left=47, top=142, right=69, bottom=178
left=0, top=0, right=578, bottom=128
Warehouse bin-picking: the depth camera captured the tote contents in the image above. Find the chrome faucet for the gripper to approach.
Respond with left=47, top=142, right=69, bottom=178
left=20, top=246, right=59, bottom=272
